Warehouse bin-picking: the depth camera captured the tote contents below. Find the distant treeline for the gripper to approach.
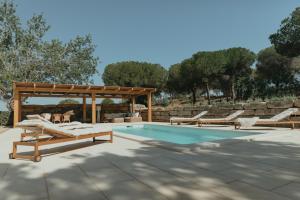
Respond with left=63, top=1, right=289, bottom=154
left=102, top=7, right=300, bottom=104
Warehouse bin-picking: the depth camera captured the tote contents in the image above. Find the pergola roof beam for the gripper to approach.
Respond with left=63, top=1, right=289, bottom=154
left=14, top=82, right=156, bottom=96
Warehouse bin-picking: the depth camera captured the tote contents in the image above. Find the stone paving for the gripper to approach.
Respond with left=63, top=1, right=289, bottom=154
left=0, top=124, right=300, bottom=200
left=0, top=127, right=8, bottom=134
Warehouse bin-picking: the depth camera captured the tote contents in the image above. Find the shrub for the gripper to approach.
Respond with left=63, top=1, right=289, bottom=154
left=58, top=99, right=80, bottom=104
left=0, top=111, right=12, bottom=126
left=101, top=98, right=114, bottom=105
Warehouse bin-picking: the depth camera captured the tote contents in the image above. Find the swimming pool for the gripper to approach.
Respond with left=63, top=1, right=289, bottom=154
left=113, top=124, right=261, bottom=144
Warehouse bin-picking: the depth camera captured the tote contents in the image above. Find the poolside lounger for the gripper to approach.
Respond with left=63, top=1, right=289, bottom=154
left=235, top=108, right=299, bottom=129
left=27, top=114, right=82, bottom=127
left=198, top=110, right=244, bottom=127
left=170, top=111, right=208, bottom=125
left=124, top=117, right=143, bottom=123
left=24, top=115, right=90, bottom=139
left=10, top=119, right=113, bottom=162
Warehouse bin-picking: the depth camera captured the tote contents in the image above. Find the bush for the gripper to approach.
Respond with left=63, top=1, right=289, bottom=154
left=0, top=111, right=12, bottom=126
left=58, top=99, right=80, bottom=104
left=101, top=98, right=114, bottom=105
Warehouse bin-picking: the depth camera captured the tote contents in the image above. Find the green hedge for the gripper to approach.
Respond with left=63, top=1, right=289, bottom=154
left=0, top=111, right=13, bottom=126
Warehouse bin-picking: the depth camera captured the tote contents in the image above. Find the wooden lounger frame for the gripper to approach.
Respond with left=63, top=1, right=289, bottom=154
left=170, top=119, right=198, bottom=125
left=10, top=127, right=113, bottom=162
left=170, top=111, right=208, bottom=125
left=198, top=120, right=235, bottom=127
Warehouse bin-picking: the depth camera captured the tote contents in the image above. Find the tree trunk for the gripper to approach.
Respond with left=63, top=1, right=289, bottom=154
left=205, top=83, right=211, bottom=105
left=231, top=77, right=236, bottom=103
left=275, top=82, right=280, bottom=96
left=226, top=92, right=229, bottom=102
left=191, top=89, right=196, bottom=105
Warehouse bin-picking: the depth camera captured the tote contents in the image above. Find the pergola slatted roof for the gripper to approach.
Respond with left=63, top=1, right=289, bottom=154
left=14, top=82, right=156, bottom=97
left=13, top=82, right=155, bottom=127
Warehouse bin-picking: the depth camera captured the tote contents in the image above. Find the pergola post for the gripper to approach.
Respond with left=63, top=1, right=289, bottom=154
left=131, top=96, right=136, bottom=113
left=147, top=92, right=152, bottom=122
left=18, top=94, right=22, bottom=122
left=13, top=91, right=20, bottom=128
left=82, top=96, right=86, bottom=122
left=92, top=93, right=96, bottom=124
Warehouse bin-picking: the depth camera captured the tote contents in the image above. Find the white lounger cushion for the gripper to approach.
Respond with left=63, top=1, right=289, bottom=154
left=257, top=108, right=298, bottom=122
left=26, top=114, right=52, bottom=123
left=202, top=110, right=244, bottom=121
left=237, top=117, right=260, bottom=127
left=65, top=124, right=112, bottom=136
left=57, top=122, right=93, bottom=130
left=17, top=120, right=112, bottom=136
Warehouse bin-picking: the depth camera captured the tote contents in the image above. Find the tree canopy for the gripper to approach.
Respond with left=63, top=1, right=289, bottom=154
left=166, top=63, right=185, bottom=94
left=222, top=47, right=256, bottom=101
left=102, top=61, right=167, bottom=91
left=58, top=99, right=80, bottom=105
left=270, top=7, right=300, bottom=57
left=0, top=1, right=98, bottom=109
left=256, top=47, right=296, bottom=97
left=192, top=51, right=226, bottom=104
left=166, top=48, right=255, bottom=104
left=101, top=98, right=114, bottom=105
left=179, top=58, right=201, bottom=104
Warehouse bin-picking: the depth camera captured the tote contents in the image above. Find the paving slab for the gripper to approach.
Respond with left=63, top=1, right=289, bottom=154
left=156, top=179, right=231, bottom=200
left=218, top=167, right=292, bottom=190
left=101, top=180, right=168, bottom=200
left=216, top=181, right=292, bottom=200
left=46, top=166, right=106, bottom=200
left=0, top=163, right=9, bottom=177
left=82, top=166, right=135, bottom=190
left=272, top=182, right=300, bottom=200
left=142, top=156, right=235, bottom=184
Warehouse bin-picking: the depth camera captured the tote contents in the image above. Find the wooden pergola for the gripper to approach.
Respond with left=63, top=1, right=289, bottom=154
left=13, top=82, right=156, bottom=127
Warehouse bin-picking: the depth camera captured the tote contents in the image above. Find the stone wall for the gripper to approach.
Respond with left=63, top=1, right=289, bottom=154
left=141, top=100, right=300, bottom=122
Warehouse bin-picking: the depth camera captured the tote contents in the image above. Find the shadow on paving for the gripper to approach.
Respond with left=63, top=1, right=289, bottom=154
left=1, top=138, right=300, bottom=200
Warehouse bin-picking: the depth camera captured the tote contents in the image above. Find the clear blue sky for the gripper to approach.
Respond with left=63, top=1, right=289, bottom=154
left=0, top=0, right=299, bottom=110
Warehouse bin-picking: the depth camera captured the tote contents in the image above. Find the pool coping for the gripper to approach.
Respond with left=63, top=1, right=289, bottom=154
left=113, top=123, right=283, bottom=153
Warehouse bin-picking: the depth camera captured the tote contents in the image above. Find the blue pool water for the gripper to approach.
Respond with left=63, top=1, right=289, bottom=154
left=113, top=124, right=260, bottom=144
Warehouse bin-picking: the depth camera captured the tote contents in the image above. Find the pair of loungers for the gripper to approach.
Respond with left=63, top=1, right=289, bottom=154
left=10, top=119, right=113, bottom=162
left=170, top=108, right=299, bottom=129
left=170, top=110, right=244, bottom=126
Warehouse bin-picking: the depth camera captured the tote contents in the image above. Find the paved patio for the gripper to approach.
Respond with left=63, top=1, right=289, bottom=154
left=0, top=124, right=300, bottom=200
left=0, top=127, right=8, bottom=134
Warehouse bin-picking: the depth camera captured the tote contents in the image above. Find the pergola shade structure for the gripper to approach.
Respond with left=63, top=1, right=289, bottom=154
left=13, top=82, right=156, bottom=127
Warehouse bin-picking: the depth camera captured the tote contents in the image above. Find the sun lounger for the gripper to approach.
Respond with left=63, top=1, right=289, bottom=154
left=124, top=116, right=143, bottom=122
left=198, top=110, right=244, bottom=127
left=10, top=119, right=113, bottom=162
left=27, top=114, right=81, bottom=127
left=170, top=111, right=208, bottom=125
left=235, top=108, right=299, bottom=129
left=23, top=115, right=90, bottom=139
